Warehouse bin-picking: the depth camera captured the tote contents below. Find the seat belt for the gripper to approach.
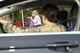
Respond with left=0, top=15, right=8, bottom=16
left=68, top=17, right=74, bottom=31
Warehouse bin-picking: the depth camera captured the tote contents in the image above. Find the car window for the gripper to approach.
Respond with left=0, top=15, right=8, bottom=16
left=0, top=0, right=79, bottom=33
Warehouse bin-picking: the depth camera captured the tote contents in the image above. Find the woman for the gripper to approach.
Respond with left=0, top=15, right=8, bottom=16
left=39, top=4, right=66, bottom=32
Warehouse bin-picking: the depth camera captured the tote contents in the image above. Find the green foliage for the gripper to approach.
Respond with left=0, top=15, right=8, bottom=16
left=23, top=9, right=32, bottom=18
left=63, top=6, right=71, bottom=15
left=14, top=11, right=22, bottom=19
left=31, top=7, right=43, bottom=14
left=14, top=7, right=43, bottom=18
left=13, top=7, right=43, bottom=23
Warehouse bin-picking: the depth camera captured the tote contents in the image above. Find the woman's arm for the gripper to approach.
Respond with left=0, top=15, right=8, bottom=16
left=0, top=15, right=39, bottom=33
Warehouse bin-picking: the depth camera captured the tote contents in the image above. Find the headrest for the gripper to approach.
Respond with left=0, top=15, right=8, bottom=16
left=70, top=3, right=79, bottom=17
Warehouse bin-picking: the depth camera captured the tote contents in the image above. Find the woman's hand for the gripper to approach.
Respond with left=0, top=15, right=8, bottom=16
left=0, top=20, right=6, bottom=24
left=27, top=16, right=33, bottom=20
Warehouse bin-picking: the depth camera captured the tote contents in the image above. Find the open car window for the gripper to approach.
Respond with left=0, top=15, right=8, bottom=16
left=0, top=0, right=80, bottom=33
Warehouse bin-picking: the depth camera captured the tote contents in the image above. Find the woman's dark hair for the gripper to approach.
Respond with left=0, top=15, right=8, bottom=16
left=42, top=4, right=59, bottom=23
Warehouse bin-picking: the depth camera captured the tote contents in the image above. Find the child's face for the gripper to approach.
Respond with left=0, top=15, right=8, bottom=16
left=33, top=10, right=38, bottom=15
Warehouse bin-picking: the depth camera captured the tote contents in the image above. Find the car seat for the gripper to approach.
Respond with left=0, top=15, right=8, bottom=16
left=69, top=3, right=78, bottom=31
left=58, top=10, right=68, bottom=29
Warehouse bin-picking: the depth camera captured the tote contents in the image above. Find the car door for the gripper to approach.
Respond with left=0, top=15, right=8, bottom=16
left=0, top=33, right=79, bottom=53
left=0, top=0, right=80, bottom=53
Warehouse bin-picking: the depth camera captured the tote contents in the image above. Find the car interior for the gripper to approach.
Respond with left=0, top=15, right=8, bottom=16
left=0, top=0, right=79, bottom=33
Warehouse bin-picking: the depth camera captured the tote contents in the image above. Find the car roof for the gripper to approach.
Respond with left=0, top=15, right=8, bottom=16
left=0, top=0, right=76, bottom=16
left=0, top=0, right=75, bottom=8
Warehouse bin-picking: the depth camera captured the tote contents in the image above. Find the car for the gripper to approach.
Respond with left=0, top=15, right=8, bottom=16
left=0, top=0, right=80, bottom=53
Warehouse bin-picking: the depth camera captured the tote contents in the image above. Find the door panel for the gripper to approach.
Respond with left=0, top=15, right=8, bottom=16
left=0, top=34, right=79, bottom=53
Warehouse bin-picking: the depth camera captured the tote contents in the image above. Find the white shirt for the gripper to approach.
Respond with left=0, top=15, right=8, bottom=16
left=33, top=15, right=41, bottom=26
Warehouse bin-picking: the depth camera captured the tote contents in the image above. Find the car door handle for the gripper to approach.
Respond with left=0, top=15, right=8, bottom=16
left=0, top=41, right=78, bottom=52
left=46, top=41, right=79, bottom=52
left=46, top=42, right=79, bottom=48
